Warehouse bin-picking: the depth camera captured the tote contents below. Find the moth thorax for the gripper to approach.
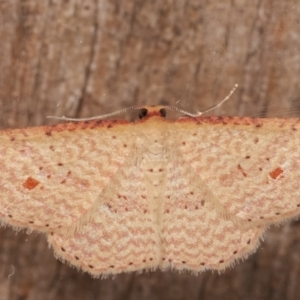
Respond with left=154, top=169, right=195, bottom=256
left=141, top=130, right=167, bottom=188
left=143, top=130, right=166, bottom=158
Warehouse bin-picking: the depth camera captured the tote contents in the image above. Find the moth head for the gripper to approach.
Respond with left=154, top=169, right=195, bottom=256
left=138, top=106, right=167, bottom=119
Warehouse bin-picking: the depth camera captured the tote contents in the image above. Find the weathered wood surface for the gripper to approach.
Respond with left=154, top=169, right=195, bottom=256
left=0, top=1, right=300, bottom=299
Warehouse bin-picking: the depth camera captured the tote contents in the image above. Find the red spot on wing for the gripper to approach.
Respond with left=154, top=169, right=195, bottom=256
left=23, top=177, right=40, bottom=190
left=269, top=167, right=284, bottom=179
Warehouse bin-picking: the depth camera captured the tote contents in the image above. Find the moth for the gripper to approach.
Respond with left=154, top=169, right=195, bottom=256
left=0, top=99, right=300, bottom=277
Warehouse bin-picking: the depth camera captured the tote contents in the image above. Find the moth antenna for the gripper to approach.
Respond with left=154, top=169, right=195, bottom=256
left=47, top=84, right=238, bottom=121
left=47, top=106, right=141, bottom=122
left=165, top=84, right=238, bottom=117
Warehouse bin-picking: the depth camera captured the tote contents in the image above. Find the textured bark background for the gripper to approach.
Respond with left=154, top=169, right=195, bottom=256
left=0, top=0, right=300, bottom=299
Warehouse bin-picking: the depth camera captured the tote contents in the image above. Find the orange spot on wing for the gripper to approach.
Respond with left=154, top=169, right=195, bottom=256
left=269, top=167, right=284, bottom=179
left=22, top=177, right=40, bottom=190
